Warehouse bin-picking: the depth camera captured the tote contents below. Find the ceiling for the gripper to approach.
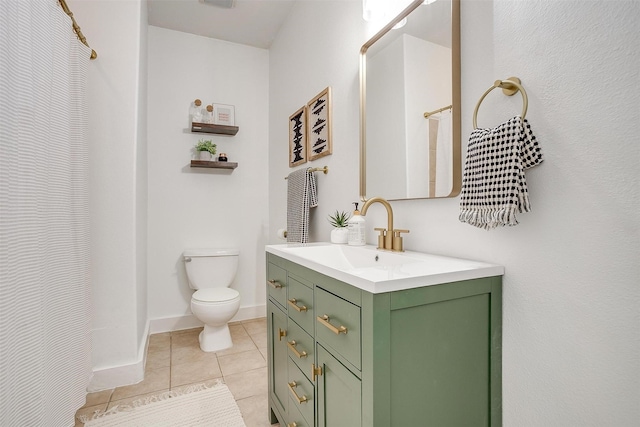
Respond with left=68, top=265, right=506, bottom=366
left=147, top=0, right=297, bottom=49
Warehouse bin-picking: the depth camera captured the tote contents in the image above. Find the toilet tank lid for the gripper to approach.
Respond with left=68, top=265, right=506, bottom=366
left=183, top=248, right=240, bottom=257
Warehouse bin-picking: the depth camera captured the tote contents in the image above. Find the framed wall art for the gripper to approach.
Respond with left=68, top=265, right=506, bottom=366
left=289, top=105, right=307, bottom=167
left=307, top=87, right=332, bottom=161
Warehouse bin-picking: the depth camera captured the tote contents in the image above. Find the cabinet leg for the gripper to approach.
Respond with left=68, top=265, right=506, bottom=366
left=269, top=406, right=279, bottom=424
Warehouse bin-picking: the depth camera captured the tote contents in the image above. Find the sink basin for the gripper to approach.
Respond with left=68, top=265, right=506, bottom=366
left=266, top=243, right=504, bottom=293
left=281, top=244, right=420, bottom=270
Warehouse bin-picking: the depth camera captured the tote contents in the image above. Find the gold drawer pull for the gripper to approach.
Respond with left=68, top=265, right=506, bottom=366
left=267, top=279, right=283, bottom=289
left=287, top=381, right=308, bottom=404
left=278, top=328, right=287, bottom=341
left=317, top=315, right=348, bottom=335
left=287, top=340, right=308, bottom=358
left=287, top=298, right=308, bottom=312
left=287, top=423, right=298, bottom=427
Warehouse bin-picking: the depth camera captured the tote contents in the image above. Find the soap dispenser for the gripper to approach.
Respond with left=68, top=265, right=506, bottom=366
left=348, top=202, right=366, bottom=246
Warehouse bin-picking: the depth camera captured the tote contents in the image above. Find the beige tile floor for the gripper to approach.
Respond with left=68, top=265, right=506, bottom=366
left=75, top=318, right=277, bottom=427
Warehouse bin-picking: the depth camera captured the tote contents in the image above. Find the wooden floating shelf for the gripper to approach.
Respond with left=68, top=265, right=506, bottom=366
left=190, top=160, right=238, bottom=170
left=191, top=122, right=239, bottom=136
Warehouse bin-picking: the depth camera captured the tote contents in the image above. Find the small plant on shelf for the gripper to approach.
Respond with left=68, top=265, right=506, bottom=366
left=195, top=139, right=217, bottom=155
left=195, top=139, right=217, bottom=160
left=328, top=210, right=350, bottom=228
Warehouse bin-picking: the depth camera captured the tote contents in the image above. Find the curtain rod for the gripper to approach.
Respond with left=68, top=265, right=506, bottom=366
left=58, top=0, right=97, bottom=60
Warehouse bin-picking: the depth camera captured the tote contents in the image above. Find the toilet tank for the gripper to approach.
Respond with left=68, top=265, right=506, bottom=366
left=183, top=248, right=239, bottom=290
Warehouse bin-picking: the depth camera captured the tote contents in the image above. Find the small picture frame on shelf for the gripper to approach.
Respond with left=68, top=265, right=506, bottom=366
left=289, top=105, right=307, bottom=167
left=307, top=87, right=332, bottom=161
left=213, top=104, right=235, bottom=126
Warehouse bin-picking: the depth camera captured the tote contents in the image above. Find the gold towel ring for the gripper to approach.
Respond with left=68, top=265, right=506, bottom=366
left=473, top=77, right=528, bottom=129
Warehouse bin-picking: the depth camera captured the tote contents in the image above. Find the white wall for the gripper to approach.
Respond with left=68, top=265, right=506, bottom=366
left=269, top=0, right=639, bottom=425
left=70, top=0, right=149, bottom=390
left=270, top=1, right=365, bottom=244
left=147, top=27, right=269, bottom=331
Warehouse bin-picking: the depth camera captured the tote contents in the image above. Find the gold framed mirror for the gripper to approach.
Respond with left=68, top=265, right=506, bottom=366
left=359, top=0, right=461, bottom=201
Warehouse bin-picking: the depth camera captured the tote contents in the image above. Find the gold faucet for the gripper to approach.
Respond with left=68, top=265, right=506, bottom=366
left=360, top=196, right=409, bottom=252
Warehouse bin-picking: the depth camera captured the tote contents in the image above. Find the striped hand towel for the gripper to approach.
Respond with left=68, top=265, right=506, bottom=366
left=459, top=116, right=543, bottom=229
left=287, top=168, right=318, bottom=243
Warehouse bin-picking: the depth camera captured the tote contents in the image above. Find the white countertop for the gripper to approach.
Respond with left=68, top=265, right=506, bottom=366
left=266, top=243, right=504, bottom=294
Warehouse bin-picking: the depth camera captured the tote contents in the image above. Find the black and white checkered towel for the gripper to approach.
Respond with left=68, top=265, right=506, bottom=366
left=287, top=168, right=318, bottom=243
left=459, top=116, right=543, bottom=229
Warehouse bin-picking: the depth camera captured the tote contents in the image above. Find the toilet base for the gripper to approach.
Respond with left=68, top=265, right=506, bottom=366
left=199, top=324, right=233, bottom=353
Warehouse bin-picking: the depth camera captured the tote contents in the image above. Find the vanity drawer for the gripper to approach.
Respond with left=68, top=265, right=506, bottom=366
left=287, top=276, right=314, bottom=334
left=286, top=320, right=314, bottom=381
left=287, top=396, right=312, bottom=427
left=315, top=287, right=361, bottom=370
left=267, top=262, right=287, bottom=308
left=287, top=358, right=315, bottom=426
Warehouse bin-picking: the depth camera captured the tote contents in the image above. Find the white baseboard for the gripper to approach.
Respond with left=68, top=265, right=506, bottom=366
left=149, top=304, right=266, bottom=334
left=87, top=319, right=151, bottom=392
left=233, top=304, right=267, bottom=322
left=87, top=305, right=266, bottom=391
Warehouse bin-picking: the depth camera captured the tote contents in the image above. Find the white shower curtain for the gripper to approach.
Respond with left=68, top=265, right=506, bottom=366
left=0, top=1, right=92, bottom=426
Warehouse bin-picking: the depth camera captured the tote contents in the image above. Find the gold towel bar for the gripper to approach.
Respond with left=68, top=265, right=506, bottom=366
left=284, top=166, right=328, bottom=179
left=473, top=77, right=528, bottom=129
left=423, top=105, right=453, bottom=118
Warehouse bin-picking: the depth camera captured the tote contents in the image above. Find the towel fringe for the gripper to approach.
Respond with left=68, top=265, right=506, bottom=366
left=459, top=207, right=520, bottom=230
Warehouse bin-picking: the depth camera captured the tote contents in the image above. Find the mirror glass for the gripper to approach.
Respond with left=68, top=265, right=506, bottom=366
left=360, top=0, right=460, bottom=200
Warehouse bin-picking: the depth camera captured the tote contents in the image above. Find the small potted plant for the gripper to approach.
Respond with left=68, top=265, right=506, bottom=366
left=328, top=210, right=350, bottom=244
left=195, top=139, right=217, bottom=161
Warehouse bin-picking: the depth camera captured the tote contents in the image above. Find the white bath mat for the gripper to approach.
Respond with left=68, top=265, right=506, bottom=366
left=81, top=382, right=246, bottom=427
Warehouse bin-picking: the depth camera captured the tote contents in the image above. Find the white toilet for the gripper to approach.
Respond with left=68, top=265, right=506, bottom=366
left=183, top=248, right=241, bottom=352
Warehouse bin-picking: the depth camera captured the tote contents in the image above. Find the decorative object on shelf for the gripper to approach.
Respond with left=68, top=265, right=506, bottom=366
left=328, top=210, right=351, bottom=244
left=218, top=153, right=228, bottom=162
left=307, top=86, right=332, bottom=161
left=289, top=105, right=307, bottom=167
left=195, top=139, right=217, bottom=161
left=204, top=104, right=215, bottom=124
left=190, top=99, right=203, bottom=124
left=212, top=104, right=235, bottom=126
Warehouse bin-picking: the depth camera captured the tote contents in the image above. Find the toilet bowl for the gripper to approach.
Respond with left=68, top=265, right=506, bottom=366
left=183, top=248, right=241, bottom=352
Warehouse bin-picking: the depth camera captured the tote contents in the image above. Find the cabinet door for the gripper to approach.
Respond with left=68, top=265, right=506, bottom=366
left=268, top=301, right=288, bottom=420
left=316, top=344, right=361, bottom=427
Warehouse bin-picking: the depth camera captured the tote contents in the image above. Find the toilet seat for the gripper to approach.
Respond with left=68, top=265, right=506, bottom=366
left=192, top=288, right=240, bottom=304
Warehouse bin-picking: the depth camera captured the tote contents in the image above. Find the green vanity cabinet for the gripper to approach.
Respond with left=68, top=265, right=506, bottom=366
left=266, top=252, right=503, bottom=427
